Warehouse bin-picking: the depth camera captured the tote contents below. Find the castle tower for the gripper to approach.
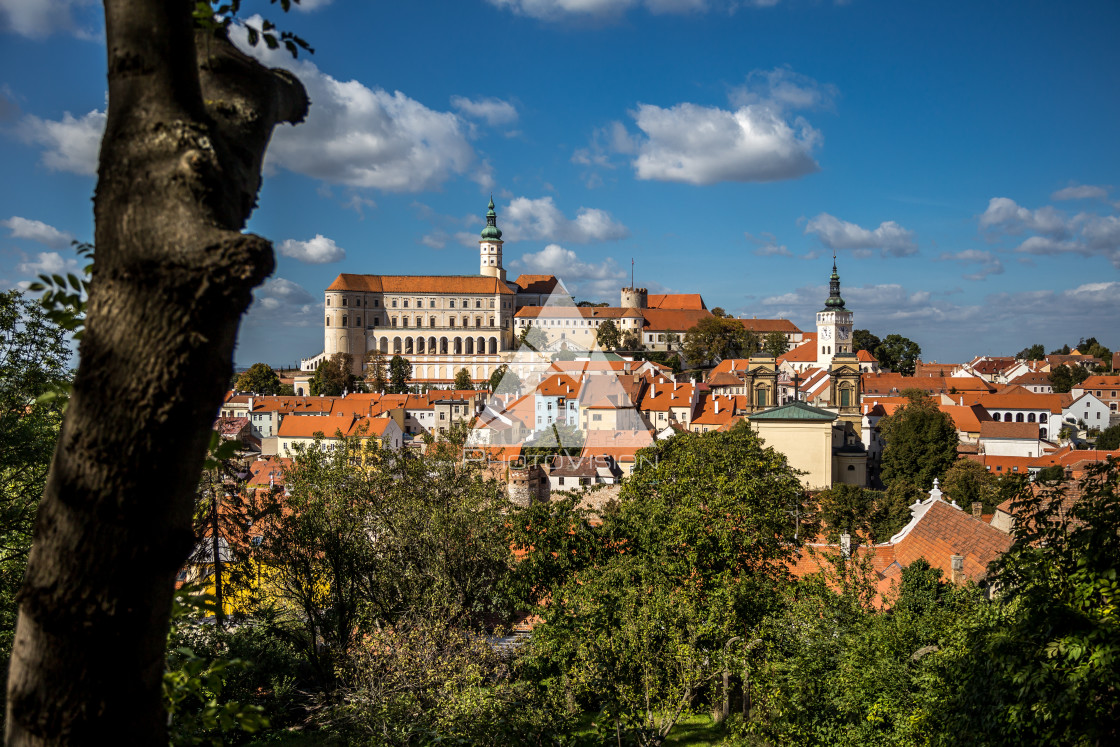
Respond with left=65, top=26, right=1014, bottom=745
left=620, top=286, right=648, bottom=309
left=816, top=255, right=854, bottom=369
left=479, top=197, right=505, bottom=281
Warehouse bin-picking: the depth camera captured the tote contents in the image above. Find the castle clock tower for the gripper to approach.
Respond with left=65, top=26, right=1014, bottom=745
left=479, top=197, right=506, bottom=282
left=816, top=255, right=853, bottom=369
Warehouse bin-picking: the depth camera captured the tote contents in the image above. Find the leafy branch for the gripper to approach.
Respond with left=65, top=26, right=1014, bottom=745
left=192, top=0, right=314, bottom=58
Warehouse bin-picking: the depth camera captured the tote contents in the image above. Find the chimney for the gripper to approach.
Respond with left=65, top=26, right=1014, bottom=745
left=950, top=554, right=964, bottom=583
left=714, top=400, right=720, bottom=414
left=840, top=533, right=851, bottom=558
left=972, top=502, right=982, bottom=519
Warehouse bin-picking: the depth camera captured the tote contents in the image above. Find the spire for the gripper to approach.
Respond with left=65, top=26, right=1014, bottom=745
left=481, top=196, right=502, bottom=241
left=823, top=252, right=845, bottom=310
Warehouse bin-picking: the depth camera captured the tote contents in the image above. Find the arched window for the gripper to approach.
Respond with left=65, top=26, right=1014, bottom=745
left=465, top=337, right=474, bottom=355
left=489, top=337, right=497, bottom=354
left=342, top=316, right=347, bottom=326
left=1004, top=413, right=1013, bottom=422
left=325, top=316, right=330, bottom=326
left=1028, top=413, right=1036, bottom=422
left=1040, top=413, right=1048, bottom=423
left=393, top=338, right=402, bottom=354
left=1016, top=413, right=1024, bottom=422
left=454, top=338, right=463, bottom=355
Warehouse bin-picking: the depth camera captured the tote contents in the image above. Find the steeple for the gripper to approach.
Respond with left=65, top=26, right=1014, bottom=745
left=479, top=196, right=505, bottom=281
left=823, top=253, right=845, bottom=311
left=480, top=196, right=503, bottom=241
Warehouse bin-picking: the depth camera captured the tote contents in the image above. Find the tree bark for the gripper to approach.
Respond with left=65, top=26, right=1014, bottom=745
left=5, top=1, right=307, bottom=743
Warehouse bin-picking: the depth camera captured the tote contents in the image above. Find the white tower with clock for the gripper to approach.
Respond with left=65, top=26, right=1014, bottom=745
left=816, top=255, right=853, bottom=369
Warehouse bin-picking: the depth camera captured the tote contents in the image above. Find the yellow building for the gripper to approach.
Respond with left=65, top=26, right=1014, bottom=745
left=747, top=400, right=867, bottom=490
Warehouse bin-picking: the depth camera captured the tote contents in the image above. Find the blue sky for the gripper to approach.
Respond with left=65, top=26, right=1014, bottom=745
left=2, top=0, right=1119, bottom=367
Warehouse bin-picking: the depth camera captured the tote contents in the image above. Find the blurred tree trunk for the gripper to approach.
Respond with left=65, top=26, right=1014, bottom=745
left=4, top=1, right=307, bottom=743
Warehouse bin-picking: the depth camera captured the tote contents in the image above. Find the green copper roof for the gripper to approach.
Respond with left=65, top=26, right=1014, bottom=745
left=481, top=196, right=503, bottom=241
left=822, top=256, right=846, bottom=311
left=748, top=400, right=838, bottom=421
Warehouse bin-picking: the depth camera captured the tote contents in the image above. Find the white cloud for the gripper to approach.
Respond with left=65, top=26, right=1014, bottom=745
left=450, top=96, right=518, bottom=126
left=979, top=196, right=1120, bottom=268
left=277, top=234, right=346, bottom=264
left=1051, top=183, right=1110, bottom=201
left=804, top=213, right=917, bottom=257
left=245, top=277, right=320, bottom=327
left=18, top=109, right=105, bottom=175
left=233, top=23, right=477, bottom=192
left=979, top=197, right=1071, bottom=238
left=2, top=217, right=74, bottom=248
left=15, top=251, right=81, bottom=288
left=293, top=0, right=332, bottom=10
left=936, top=249, right=1004, bottom=280
left=631, top=101, right=821, bottom=184
left=502, top=196, right=629, bottom=243
left=509, top=244, right=626, bottom=300
left=0, top=0, right=97, bottom=39
left=729, top=67, right=838, bottom=114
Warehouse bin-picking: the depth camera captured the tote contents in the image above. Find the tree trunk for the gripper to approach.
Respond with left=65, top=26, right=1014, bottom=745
left=4, top=1, right=307, bottom=742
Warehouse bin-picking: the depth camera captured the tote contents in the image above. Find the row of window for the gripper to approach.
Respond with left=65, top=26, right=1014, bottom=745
left=392, top=316, right=496, bottom=328
left=328, top=296, right=500, bottom=309
left=991, top=412, right=1049, bottom=423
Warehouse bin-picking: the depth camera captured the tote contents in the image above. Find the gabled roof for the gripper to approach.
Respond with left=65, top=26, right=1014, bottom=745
left=647, top=293, right=706, bottom=310
left=748, top=400, right=837, bottom=421
left=778, top=340, right=818, bottom=364
left=979, top=421, right=1040, bottom=440
left=277, top=415, right=358, bottom=439
left=640, top=308, right=711, bottom=331
left=327, top=273, right=514, bottom=295
left=1079, top=375, right=1120, bottom=389
left=976, top=392, right=1070, bottom=414
left=511, top=274, right=559, bottom=294
left=892, top=500, right=1012, bottom=581
left=856, top=349, right=879, bottom=362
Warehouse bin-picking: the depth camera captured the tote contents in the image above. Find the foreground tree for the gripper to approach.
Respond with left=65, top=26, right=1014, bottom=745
left=878, top=389, right=959, bottom=490
left=1016, top=343, right=1045, bottom=361
left=815, top=483, right=911, bottom=545
left=488, top=364, right=520, bottom=395
left=517, top=324, right=548, bottom=352
left=1049, top=363, right=1089, bottom=393
left=0, top=292, right=69, bottom=722
left=5, top=5, right=308, bottom=742
left=852, top=328, right=881, bottom=355
left=940, top=458, right=1000, bottom=512
left=364, top=348, right=387, bottom=393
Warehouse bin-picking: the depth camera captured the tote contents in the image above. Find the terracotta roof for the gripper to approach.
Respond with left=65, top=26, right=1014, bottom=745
left=691, top=394, right=744, bottom=426
left=581, top=430, right=655, bottom=462
left=647, top=293, right=706, bottom=310
left=915, top=362, right=959, bottom=377
left=979, top=421, right=1040, bottom=440
left=976, top=392, right=1070, bottom=414
left=707, top=371, right=744, bottom=388
left=737, top=318, right=802, bottom=334
left=856, top=349, right=878, bottom=362
left=892, top=500, right=1012, bottom=581
left=277, top=415, right=358, bottom=439
left=535, top=374, right=581, bottom=398
left=965, top=454, right=1039, bottom=475
left=1079, top=375, right=1120, bottom=389
left=778, top=340, right=818, bottom=363
left=327, top=273, right=514, bottom=295
left=1008, top=372, right=1052, bottom=387
left=511, top=274, right=559, bottom=294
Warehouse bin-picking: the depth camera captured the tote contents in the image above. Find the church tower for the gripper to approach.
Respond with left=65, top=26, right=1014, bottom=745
left=816, top=255, right=854, bottom=369
left=479, top=197, right=506, bottom=281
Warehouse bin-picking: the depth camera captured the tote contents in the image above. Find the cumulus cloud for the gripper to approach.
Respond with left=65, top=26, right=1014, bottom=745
left=244, top=277, right=321, bottom=327
left=510, top=244, right=625, bottom=300
left=744, top=231, right=792, bottom=257
left=631, top=101, right=821, bottom=184
left=0, top=0, right=98, bottom=39
left=2, top=217, right=74, bottom=248
left=232, top=23, right=477, bottom=192
left=293, top=0, right=333, bottom=10
left=277, top=234, right=346, bottom=264
left=936, top=249, right=1004, bottom=280
left=450, top=96, right=518, bottom=126
left=1051, top=183, right=1110, bottom=202
left=15, top=251, right=81, bottom=288
left=502, top=196, right=629, bottom=243
left=979, top=196, right=1120, bottom=268
left=17, top=109, right=105, bottom=175
left=804, top=213, right=917, bottom=257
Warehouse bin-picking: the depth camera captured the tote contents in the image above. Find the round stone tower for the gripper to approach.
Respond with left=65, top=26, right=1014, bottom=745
left=620, top=286, right=648, bottom=309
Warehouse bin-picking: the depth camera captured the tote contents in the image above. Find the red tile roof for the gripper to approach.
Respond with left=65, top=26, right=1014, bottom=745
left=327, top=273, right=514, bottom=294
left=892, top=500, right=1012, bottom=581
left=511, top=274, right=559, bottom=294
left=737, top=318, right=802, bottom=334
left=647, top=293, right=706, bottom=310
left=979, top=421, right=1040, bottom=440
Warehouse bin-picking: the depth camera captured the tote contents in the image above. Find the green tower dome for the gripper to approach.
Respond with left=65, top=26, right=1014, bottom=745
left=480, top=196, right=503, bottom=241
left=822, top=256, right=846, bottom=311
